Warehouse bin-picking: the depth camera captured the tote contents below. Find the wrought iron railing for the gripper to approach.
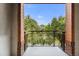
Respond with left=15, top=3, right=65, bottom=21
left=24, top=30, right=65, bottom=50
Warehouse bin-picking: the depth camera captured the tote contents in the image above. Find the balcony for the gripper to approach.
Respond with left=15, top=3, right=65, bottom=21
left=24, top=30, right=67, bottom=56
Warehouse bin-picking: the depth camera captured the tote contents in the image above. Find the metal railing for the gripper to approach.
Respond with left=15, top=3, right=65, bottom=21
left=24, top=30, right=65, bottom=50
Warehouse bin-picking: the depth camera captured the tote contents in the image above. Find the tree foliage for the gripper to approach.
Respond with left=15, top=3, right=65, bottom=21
left=24, top=15, right=65, bottom=46
left=24, top=15, right=40, bottom=32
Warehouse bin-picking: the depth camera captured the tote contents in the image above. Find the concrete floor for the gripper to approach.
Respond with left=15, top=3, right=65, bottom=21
left=23, top=47, right=68, bottom=56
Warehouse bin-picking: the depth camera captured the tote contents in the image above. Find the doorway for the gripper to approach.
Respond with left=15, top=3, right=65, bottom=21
left=23, top=3, right=67, bottom=56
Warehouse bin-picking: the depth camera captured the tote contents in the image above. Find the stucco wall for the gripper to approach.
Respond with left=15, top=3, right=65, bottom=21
left=74, top=4, right=79, bottom=56
left=0, top=4, right=11, bottom=56
left=10, top=4, right=18, bottom=56
left=0, top=4, right=19, bottom=56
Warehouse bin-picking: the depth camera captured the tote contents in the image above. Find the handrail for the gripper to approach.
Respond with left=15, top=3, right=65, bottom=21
left=24, top=31, right=65, bottom=50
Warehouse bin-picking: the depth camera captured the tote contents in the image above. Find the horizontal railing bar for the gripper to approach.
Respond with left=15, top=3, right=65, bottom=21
left=28, top=30, right=65, bottom=32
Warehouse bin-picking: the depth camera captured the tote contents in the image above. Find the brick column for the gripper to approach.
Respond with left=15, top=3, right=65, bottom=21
left=17, top=3, right=24, bottom=56
left=65, top=3, right=75, bottom=56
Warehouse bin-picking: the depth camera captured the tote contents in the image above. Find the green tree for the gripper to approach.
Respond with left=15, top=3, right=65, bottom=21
left=40, top=24, right=45, bottom=30
left=51, top=17, right=59, bottom=31
left=58, top=16, right=65, bottom=31
left=24, top=15, right=65, bottom=46
left=45, top=23, right=51, bottom=31
left=24, top=15, right=40, bottom=32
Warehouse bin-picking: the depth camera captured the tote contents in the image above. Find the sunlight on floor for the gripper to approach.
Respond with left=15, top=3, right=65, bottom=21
left=23, top=47, right=68, bottom=56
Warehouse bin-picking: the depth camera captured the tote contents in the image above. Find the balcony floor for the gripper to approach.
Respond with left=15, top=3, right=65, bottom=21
left=23, top=47, right=68, bottom=56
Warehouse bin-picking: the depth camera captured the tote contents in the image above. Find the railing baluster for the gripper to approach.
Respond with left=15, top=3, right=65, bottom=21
left=53, top=31, right=55, bottom=47
left=25, top=30, right=65, bottom=47
left=61, top=32, right=65, bottom=50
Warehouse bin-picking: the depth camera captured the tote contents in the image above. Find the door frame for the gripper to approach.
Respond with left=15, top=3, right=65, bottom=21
left=17, top=3, right=75, bottom=56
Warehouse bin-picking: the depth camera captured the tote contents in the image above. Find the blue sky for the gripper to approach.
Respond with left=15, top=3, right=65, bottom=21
left=24, top=4, right=65, bottom=25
